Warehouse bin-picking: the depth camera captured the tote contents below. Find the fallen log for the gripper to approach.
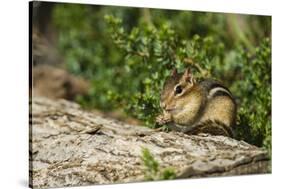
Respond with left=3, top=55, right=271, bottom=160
left=29, top=96, right=270, bottom=189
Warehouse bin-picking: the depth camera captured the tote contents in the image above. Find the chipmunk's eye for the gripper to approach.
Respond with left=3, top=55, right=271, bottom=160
left=174, top=85, right=182, bottom=95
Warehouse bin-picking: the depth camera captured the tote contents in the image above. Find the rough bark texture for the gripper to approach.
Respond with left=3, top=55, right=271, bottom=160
left=30, top=97, right=270, bottom=189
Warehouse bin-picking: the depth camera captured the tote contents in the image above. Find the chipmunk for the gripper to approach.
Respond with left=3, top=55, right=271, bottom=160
left=156, top=68, right=236, bottom=137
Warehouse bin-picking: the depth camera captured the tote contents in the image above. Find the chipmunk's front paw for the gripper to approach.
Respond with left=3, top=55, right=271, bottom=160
left=156, top=113, right=171, bottom=125
left=156, top=115, right=165, bottom=125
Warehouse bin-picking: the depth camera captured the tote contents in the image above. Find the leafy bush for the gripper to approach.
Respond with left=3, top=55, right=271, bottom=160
left=52, top=4, right=271, bottom=151
left=232, top=38, right=271, bottom=152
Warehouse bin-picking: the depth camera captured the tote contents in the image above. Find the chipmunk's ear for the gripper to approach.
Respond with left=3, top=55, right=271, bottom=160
left=171, top=68, right=178, bottom=78
left=182, top=68, right=195, bottom=84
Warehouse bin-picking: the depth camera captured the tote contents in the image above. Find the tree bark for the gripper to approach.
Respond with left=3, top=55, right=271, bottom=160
left=29, top=96, right=270, bottom=189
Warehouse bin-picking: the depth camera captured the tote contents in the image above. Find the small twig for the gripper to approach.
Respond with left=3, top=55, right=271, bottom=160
left=183, top=58, right=210, bottom=77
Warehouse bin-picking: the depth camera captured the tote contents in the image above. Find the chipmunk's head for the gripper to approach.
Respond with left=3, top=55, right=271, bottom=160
left=160, top=68, right=196, bottom=114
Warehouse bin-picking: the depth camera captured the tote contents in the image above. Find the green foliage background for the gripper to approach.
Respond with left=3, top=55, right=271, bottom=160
left=51, top=3, right=271, bottom=151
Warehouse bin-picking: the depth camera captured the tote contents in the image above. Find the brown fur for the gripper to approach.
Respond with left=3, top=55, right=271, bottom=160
left=200, top=96, right=236, bottom=128
left=156, top=68, right=237, bottom=137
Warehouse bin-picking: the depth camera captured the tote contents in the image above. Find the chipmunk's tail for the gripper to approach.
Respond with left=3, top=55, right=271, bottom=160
left=186, top=120, right=234, bottom=137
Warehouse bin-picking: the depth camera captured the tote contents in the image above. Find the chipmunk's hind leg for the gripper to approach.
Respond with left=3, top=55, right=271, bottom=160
left=186, top=120, right=234, bottom=137
left=202, top=95, right=236, bottom=127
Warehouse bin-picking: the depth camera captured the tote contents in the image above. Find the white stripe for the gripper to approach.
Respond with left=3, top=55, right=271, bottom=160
left=208, top=87, right=232, bottom=98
